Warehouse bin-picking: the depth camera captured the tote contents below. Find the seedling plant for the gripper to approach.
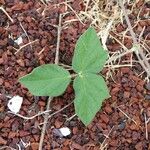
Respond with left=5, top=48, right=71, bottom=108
left=19, top=27, right=110, bottom=126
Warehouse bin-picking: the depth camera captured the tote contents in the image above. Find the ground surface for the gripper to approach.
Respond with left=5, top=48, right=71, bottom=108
left=0, top=0, right=150, bottom=150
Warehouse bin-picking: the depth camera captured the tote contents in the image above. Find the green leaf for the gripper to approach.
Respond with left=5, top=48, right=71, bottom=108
left=19, top=64, right=71, bottom=96
left=73, top=73, right=110, bottom=126
left=72, top=27, right=108, bottom=73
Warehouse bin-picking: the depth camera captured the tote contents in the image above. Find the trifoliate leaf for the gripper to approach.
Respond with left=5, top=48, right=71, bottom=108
left=19, top=64, right=71, bottom=96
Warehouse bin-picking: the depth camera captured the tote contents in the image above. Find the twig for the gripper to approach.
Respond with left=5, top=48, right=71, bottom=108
left=8, top=101, right=72, bottom=124
left=38, top=97, right=53, bottom=150
left=38, top=47, right=46, bottom=55
left=0, top=7, right=14, bottom=23
left=138, top=26, right=146, bottom=42
left=144, top=113, right=150, bottom=140
left=8, top=110, right=52, bottom=120
left=105, top=64, right=133, bottom=69
left=0, top=146, right=16, bottom=150
left=61, top=2, right=85, bottom=25
left=106, top=34, right=136, bottom=65
left=39, top=0, right=48, bottom=5
left=117, top=107, right=137, bottom=125
left=19, top=22, right=32, bottom=50
left=85, top=0, right=90, bottom=12
left=48, top=101, right=73, bottom=119
left=14, top=40, right=38, bottom=54
left=66, top=114, right=76, bottom=121
left=31, top=102, right=73, bottom=127
left=118, top=0, right=150, bottom=79
left=38, top=14, right=62, bottom=150
left=99, top=126, right=114, bottom=150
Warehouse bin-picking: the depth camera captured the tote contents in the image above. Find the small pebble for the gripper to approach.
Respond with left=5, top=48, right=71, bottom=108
left=118, top=122, right=126, bottom=130
left=53, top=127, right=71, bottom=138
left=145, top=94, right=150, bottom=100
left=145, top=82, right=150, bottom=90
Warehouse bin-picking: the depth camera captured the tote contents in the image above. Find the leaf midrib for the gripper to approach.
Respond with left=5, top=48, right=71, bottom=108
left=21, top=76, right=70, bottom=82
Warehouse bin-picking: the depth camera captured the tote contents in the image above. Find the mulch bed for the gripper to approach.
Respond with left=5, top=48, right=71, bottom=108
left=0, top=0, right=150, bottom=150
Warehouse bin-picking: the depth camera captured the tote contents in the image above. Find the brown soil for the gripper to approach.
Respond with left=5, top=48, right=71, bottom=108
left=0, top=0, right=150, bottom=150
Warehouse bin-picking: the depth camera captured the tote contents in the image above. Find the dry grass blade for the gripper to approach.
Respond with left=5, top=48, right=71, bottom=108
left=8, top=110, right=52, bottom=120
left=117, top=107, right=137, bottom=125
left=118, top=0, right=150, bottom=79
left=78, top=0, right=133, bottom=72
left=79, top=0, right=121, bottom=48
left=0, top=6, right=14, bottom=23
left=78, top=0, right=150, bottom=79
left=19, top=22, right=33, bottom=51
left=14, top=40, right=38, bottom=54
left=144, top=113, right=150, bottom=140
left=99, top=126, right=114, bottom=150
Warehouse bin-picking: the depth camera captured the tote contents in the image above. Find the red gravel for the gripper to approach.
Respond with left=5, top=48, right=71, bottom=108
left=0, top=0, right=150, bottom=150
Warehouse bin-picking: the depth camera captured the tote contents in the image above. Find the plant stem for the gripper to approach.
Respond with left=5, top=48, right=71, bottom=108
left=55, top=14, right=62, bottom=64
left=38, top=97, right=52, bottom=150
left=71, top=73, right=78, bottom=78
left=38, top=14, right=62, bottom=150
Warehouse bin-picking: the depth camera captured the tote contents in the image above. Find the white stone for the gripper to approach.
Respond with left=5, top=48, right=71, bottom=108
left=59, top=127, right=71, bottom=137
left=7, top=96, right=23, bottom=114
left=14, top=36, right=23, bottom=45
